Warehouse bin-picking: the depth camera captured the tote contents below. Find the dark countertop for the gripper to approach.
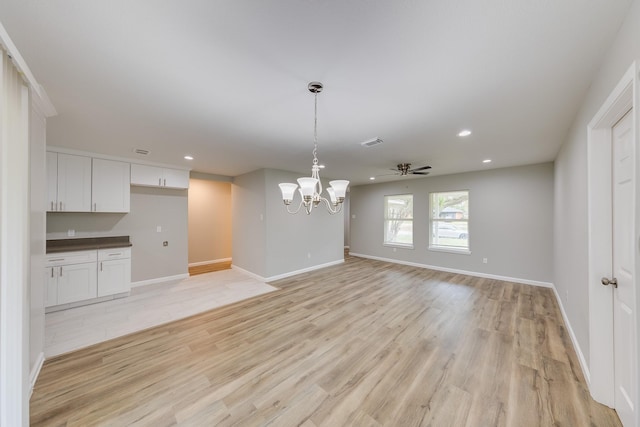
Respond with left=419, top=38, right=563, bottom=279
left=47, top=236, right=132, bottom=254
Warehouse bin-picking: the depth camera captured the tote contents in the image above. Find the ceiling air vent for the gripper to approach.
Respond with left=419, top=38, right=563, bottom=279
left=134, top=148, right=150, bottom=155
left=361, top=137, right=383, bottom=148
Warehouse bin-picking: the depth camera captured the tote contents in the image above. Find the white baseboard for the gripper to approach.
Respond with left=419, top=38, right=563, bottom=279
left=131, top=273, right=190, bottom=288
left=188, top=258, right=232, bottom=267
left=29, top=351, right=45, bottom=397
left=232, top=259, right=345, bottom=283
left=348, top=252, right=553, bottom=288
left=551, top=284, right=591, bottom=386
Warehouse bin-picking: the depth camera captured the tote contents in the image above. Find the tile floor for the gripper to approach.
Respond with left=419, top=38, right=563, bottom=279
left=45, top=268, right=278, bottom=358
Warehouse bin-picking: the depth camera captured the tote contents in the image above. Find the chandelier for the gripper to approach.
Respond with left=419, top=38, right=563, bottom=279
left=278, top=82, right=349, bottom=215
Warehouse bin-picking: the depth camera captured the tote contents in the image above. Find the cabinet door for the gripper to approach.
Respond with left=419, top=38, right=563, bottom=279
left=98, top=258, right=131, bottom=297
left=57, top=262, right=97, bottom=304
left=44, top=267, right=58, bottom=307
left=46, top=152, right=58, bottom=212
left=57, top=154, right=92, bottom=212
left=130, top=164, right=163, bottom=187
left=162, top=168, right=190, bottom=189
left=92, top=158, right=130, bottom=212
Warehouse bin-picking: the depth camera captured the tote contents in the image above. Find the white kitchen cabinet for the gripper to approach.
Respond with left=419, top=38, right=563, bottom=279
left=57, top=262, right=98, bottom=305
left=45, top=251, right=98, bottom=307
left=130, top=164, right=189, bottom=189
left=97, top=247, right=131, bottom=297
left=47, top=152, right=92, bottom=212
left=92, top=158, right=130, bottom=212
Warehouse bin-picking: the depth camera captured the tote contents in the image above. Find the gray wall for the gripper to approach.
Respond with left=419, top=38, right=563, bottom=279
left=231, top=169, right=267, bottom=277
left=47, top=186, right=188, bottom=282
left=232, top=168, right=344, bottom=279
left=350, top=162, right=554, bottom=283
left=554, top=0, right=640, bottom=367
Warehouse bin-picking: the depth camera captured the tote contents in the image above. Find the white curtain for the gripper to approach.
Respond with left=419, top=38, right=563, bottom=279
left=0, top=46, right=31, bottom=426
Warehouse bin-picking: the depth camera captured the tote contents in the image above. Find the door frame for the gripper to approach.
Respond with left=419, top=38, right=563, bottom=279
left=587, top=60, right=639, bottom=419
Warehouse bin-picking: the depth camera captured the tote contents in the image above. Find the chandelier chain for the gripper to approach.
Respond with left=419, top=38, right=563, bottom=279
left=312, top=92, right=318, bottom=165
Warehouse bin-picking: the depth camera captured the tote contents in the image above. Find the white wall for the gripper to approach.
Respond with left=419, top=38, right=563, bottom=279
left=554, top=0, right=640, bottom=370
left=232, top=168, right=344, bottom=280
left=350, top=163, right=554, bottom=284
left=29, top=94, right=46, bottom=391
left=46, top=186, right=188, bottom=283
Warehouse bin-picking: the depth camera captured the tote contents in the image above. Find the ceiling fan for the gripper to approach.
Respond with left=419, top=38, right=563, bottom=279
left=392, top=163, right=432, bottom=176
left=373, top=163, right=431, bottom=179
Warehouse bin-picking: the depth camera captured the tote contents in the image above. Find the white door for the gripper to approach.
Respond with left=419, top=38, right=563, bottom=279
left=612, top=109, right=637, bottom=427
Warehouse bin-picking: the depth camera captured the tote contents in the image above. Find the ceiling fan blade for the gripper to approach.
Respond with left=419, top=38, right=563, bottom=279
left=409, top=165, right=431, bottom=172
left=410, top=171, right=430, bottom=175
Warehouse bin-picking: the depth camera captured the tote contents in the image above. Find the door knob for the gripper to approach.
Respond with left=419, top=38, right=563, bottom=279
left=601, top=277, right=618, bottom=288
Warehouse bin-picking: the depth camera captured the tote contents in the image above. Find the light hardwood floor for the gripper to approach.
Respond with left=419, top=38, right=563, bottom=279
left=31, top=257, right=621, bottom=426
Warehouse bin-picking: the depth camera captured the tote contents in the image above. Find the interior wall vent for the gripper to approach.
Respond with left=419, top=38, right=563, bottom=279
left=361, top=137, right=383, bottom=147
left=134, top=148, right=150, bottom=155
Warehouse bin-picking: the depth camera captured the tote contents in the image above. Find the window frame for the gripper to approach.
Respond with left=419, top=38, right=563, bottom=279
left=428, top=190, right=471, bottom=254
left=383, top=193, right=414, bottom=249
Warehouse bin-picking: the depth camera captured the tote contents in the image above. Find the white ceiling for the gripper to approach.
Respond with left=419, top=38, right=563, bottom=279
left=0, top=0, right=632, bottom=185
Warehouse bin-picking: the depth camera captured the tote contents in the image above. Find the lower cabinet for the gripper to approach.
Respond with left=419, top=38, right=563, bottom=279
left=45, top=248, right=131, bottom=309
left=98, top=248, right=131, bottom=297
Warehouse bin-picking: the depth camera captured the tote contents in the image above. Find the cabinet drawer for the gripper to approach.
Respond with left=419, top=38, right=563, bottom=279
left=98, top=247, right=131, bottom=261
left=46, top=251, right=97, bottom=267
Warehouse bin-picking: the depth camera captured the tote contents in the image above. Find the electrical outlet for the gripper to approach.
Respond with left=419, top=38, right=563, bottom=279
left=156, top=226, right=162, bottom=232
left=393, top=247, right=397, bottom=252
left=307, top=252, right=311, bottom=259
left=67, top=229, right=75, bottom=237
left=483, top=257, right=488, bottom=264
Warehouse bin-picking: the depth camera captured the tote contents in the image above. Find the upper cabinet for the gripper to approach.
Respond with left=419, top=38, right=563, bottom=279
left=130, top=164, right=189, bottom=189
left=92, top=159, right=130, bottom=213
left=47, top=152, right=92, bottom=212
left=47, top=151, right=131, bottom=213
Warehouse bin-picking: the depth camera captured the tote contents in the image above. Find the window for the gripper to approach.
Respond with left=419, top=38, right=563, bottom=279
left=430, top=190, right=469, bottom=252
left=384, top=194, right=413, bottom=247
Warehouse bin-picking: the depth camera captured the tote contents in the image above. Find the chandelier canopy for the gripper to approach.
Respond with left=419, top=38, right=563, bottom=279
left=278, top=82, right=349, bottom=215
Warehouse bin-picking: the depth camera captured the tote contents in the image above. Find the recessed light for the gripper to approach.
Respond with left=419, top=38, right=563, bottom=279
left=458, top=130, right=472, bottom=137
left=184, top=155, right=194, bottom=160
left=319, top=164, right=326, bottom=169
left=482, top=159, right=492, bottom=163
left=369, top=177, right=376, bottom=180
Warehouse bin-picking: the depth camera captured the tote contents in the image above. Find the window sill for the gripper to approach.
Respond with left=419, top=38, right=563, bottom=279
left=383, top=243, right=414, bottom=250
left=428, top=246, right=471, bottom=255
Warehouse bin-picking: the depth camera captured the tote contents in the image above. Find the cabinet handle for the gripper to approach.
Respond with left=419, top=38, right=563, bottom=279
left=159, top=178, right=162, bottom=186
left=94, top=202, right=97, bottom=212
left=59, top=266, right=63, bottom=277
left=59, top=201, right=63, bottom=211
left=49, top=258, right=64, bottom=262
left=51, top=267, right=54, bottom=278
left=100, top=262, right=103, bottom=272
left=108, top=253, right=122, bottom=257
left=164, top=178, right=166, bottom=187
left=51, top=201, right=54, bottom=211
